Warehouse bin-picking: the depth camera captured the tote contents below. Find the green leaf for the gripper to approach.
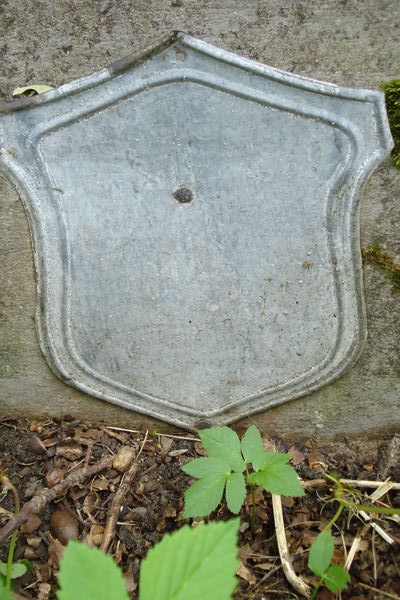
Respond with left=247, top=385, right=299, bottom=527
left=248, top=452, right=304, bottom=497
left=308, top=530, right=334, bottom=577
left=199, top=427, right=245, bottom=472
left=241, top=426, right=264, bottom=464
left=182, top=457, right=231, bottom=478
left=251, top=450, right=288, bottom=472
left=184, top=473, right=227, bottom=518
left=139, top=519, right=239, bottom=600
left=323, top=564, right=350, bottom=592
left=0, top=560, right=27, bottom=579
left=0, top=577, right=14, bottom=600
left=57, top=541, right=129, bottom=600
left=19, top=559, right=35, bottom=572
left=225, top=472, right=246, bottom=514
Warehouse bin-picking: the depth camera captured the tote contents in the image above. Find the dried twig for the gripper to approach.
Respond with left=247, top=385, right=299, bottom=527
left=272, top=493, right=311, bottom=598
left=302, top=478, right=400, bottom=491
left=356, top=582, right=400, bottom=599
left=106, top=426, right=200, bottom=443
left=100, top=460, right=138, bottom=553
left=345, top=481, right=396, bottom=571
left=0, top=456, right=114, bottom=545
left=100, top=435, right=146, bottom=553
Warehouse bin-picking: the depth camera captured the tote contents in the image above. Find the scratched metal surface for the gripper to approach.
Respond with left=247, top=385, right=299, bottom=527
left=0, top=33, right=393, bottom=429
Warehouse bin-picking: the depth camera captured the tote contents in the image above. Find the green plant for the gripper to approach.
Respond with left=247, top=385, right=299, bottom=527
left=57, top=519, right=240, bottom=600
left=0, top=474, right=32, bottom=595
left=306, top=474, right=400, bottom=598
left=182, top=425, right=304, bottom=521
left=381, top=79, right=400, bottom=169
left=308, top=529, right=350, bottom=598
left=0, top=576, right=13, bottom=600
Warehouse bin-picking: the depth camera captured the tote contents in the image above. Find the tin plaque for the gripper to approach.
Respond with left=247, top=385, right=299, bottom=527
left=0, top=33, right=393, bottom=428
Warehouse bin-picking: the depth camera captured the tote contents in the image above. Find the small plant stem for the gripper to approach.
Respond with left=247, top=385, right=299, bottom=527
left=5, top=531, right=17, bottom=589
left=309, top=578, right=323, bottom=600
left=245, top=467, right=257, bottom=531
left=251, top=485, right=257, bottom=529
left=325, top=502, right=345, bottom=531
left=1, top=477, right=21, bottom=591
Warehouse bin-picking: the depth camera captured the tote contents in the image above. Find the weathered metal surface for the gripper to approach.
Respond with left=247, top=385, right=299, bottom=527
left=0, top=32, right=393, bottom=429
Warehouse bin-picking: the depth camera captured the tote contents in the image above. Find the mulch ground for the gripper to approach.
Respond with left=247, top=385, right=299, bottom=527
left=0, top=417, right=399, bottom=600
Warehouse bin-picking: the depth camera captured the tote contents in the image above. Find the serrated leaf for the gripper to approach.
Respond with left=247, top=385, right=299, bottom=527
left=308, top=530, right=334, bottom=577
left=248, top=452, right=304, bottom=497
left=139, top=519, right=239, bottom=600
left=323, top=564, right=350, bottom=592
left=184, top=473, right=227, bottom=518
left=57, top=541, right=129, bottom=600
left=251, top=450, right=289, bottom=472
left=182, top=457, right=231, bottom=479
left=241, top=426, right=264, bottom=464
left=0, top=560, right=27, bottom=579
left=13, top=85, right=53, bottom=96
left=225, top=472, right=246, bottom=514
left=199, top=427, right=245, bottom=472
left=0, top=577, right=14, bottom=600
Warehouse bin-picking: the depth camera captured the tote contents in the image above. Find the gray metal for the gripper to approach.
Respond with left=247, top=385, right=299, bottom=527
left=0, top=32, right=393, bottom=430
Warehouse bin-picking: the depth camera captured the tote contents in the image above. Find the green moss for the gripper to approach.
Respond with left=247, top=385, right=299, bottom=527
left=381, top=79, right=400, bottom=170
left=362, top=243, right=400, bottom=294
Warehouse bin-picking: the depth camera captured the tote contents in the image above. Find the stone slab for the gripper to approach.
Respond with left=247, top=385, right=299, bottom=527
left=0, top=1, right=399, bottom=437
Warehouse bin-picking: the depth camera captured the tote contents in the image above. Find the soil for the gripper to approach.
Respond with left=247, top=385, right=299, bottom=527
left=0, top=417, right=399, bottom=600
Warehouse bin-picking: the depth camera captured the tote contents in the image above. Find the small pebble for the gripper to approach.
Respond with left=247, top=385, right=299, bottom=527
left=50, top=510, right=79, bottom=545
left=113, top=446, right=136, bottom=472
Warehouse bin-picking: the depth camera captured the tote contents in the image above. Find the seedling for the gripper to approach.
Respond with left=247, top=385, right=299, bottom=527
left=57, top=519, right=240, bottom=600
left=181, top=425, right=304, bottom=521
left=308, top=529, right=350, bottom=598
left=0, top=474, right=32, bottom=594
left=306, top=474, right=400, bottom=597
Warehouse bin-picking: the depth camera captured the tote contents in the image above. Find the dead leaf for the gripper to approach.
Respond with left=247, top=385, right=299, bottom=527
left=237, top=561, right=256, bottom=584
left=160, top=436, right=174, bottom=454
left=47, top=535, right=65, bottom=568
left=263, top=436, right=275, bottom=452
left=13, top=85, right=53, bottom=96
left=91, top=477, right=110, bottom=491
left=102, top=427, right=133, bottom=444
left=88, top=523, right=104, bottom=546
left=288, top=444, right=305, bottom=466
left=194, top=441, right=207, bottom=456
left=123, top=568, right=137, bottom=594
left=168, top=448, right=188, bottom=457
left=255, top=562, right=275, bottom=571
left=56, top=442, right=83, bottom=461
left=308, top=444, right=327, bottom=470
left=37, top=583, right=52, bottom=600
left=28, top=435, right=48, bottom=455
left=83, top=491, right=101, bottom=523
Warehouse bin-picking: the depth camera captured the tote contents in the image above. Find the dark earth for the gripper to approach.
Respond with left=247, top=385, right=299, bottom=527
left=0, top=417, right=399, bottom=600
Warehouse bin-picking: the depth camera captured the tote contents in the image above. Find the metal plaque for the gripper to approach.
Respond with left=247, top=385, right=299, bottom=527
left=0, top=33, right=393, bottom=429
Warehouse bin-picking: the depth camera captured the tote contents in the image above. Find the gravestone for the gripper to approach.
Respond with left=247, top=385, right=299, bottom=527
left=0, top=33, right=393, bottom=430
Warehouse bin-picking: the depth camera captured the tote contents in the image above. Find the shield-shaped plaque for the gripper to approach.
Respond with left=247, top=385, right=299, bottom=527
left=0, top=33, right=393, bottom=429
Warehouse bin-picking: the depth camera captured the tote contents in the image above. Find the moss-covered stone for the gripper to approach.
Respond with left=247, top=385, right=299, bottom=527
left=362, top=244, right=400, bottom=294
